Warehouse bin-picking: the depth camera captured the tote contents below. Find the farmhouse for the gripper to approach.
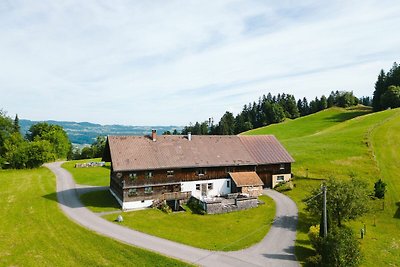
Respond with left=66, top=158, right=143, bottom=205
left=102, top=131, right=294, bottom=210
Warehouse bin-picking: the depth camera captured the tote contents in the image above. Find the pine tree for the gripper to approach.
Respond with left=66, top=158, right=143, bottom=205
left=372, top=69, right=387, bottom=111
left=13, top=114, right=21, bottom=134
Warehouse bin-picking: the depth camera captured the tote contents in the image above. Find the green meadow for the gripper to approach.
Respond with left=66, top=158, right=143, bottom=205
left=245, top=106, right=400, bottom=266
left=62, top=158, right=110, bottom=186
left=103, top=195, right=276, bottom=251
left=0, top=168, right=189, bottom=266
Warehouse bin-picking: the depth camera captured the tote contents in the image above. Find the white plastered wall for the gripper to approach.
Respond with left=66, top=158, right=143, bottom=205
left=272, top=174, right=291, bottom=188
left=181, top=178, right=231, bottom=200
left=110, top=188, right=153, bottom=210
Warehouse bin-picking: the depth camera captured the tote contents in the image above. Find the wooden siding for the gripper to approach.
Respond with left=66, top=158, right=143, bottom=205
left=110, top=163, right=292, bottom=202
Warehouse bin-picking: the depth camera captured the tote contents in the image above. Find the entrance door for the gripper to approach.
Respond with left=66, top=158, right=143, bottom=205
left=201, top=183, right=207, bottom=197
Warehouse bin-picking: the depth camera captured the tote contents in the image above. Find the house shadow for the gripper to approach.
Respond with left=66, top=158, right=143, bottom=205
left=42, top=187, right=119, bottom=210
left=394, top=202, right=400, bottom=219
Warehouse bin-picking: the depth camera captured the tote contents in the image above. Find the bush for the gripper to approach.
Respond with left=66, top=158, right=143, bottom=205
left=309, top=226, right=362, bottom=267
left=274, top=181, right=294, bottom=192
left=374, top=179, right=387, bottom=199
left=158, top=203, right=172, bottom=214
left=305, top=254, right=322, bottom=266
left=308, top=225, right=321, bottom=249
left=187, top=197, right=205, bottom=215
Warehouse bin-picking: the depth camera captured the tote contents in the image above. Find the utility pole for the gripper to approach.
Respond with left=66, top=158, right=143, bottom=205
left=322, top=185, right=328, bottom=238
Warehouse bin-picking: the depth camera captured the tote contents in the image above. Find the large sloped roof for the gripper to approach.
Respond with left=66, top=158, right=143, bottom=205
left=104, top=134, right=294, bottom=172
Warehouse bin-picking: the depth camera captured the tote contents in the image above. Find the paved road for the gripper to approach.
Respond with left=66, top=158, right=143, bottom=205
left=45, top=162, right=299, bottom=267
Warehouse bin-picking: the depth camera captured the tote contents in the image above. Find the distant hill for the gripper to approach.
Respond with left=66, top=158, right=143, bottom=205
left=20, top=119, right=182, bottom=145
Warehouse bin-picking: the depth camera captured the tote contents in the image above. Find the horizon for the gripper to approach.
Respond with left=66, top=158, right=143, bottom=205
left=1, top=1, right=400, bottom=125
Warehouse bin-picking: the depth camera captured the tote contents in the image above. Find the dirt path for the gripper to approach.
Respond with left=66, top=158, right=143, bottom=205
left=45, top=161, right=299, bottom=266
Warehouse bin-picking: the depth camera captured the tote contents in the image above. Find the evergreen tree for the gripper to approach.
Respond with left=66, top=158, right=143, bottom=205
left=319, top=95, right=328, bottom=110
left=327, top=91, right=335, bottom=107
left=13, top=114, right=21, bottom=134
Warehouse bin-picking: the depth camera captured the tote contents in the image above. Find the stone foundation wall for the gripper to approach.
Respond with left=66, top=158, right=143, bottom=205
left=204, top=197, right=258, bottom=214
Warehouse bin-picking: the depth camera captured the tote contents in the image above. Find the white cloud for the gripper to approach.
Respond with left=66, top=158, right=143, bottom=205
left=0, top=0, right=399, bottom=125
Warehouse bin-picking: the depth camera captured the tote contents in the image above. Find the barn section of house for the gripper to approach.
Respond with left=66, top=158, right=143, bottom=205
left=102, top=131, right=294, bottom=210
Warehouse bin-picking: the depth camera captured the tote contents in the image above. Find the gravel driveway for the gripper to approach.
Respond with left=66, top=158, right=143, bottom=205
left=45, top=162, right=299, bottom=267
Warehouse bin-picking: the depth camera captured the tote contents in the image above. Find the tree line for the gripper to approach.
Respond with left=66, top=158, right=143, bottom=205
left=372, top=62, right=400, bottom=111
left=176, top=91, right=361, bottom=136
left=0, top=111, right=71, bottom=169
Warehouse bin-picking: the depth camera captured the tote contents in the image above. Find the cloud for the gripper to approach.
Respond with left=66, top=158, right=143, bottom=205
left=0, top=1, right=399, bottom=125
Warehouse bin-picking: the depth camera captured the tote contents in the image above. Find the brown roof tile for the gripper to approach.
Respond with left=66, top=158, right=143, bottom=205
left=239, top=135, right=295, bottom=164
left=105, top=134, right=294, bottom=172
left=229, top=172, right=264, bottom=187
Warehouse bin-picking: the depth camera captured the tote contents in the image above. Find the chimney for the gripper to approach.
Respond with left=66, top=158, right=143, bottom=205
left=151, top=129, right=157, bottom=142
left=188, top=132, right=192, bottom=141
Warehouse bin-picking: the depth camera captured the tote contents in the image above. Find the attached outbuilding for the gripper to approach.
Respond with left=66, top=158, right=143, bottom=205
left=229, top=172, right=264, bottom=197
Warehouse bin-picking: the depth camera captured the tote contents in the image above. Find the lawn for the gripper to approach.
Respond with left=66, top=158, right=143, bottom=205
left=0, top=167, right=189, bottom=266
left=62, top=158, right=110, bottom=186
left=244, top=107, right=400, bottom=266
left=80, top=189, right=121, bottom=213
left=103, top=195, right=276, bottom=251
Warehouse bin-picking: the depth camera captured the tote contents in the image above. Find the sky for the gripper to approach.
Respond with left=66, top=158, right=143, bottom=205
left=1, top=1, right=400, bottom=126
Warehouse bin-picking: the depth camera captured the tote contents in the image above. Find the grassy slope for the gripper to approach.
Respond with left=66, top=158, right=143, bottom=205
left=62, top=158, right=110, bottom=186
left=244, top=106, right=371, bottom=140
left=103, top=195, right=275, bottom=251
left=0, top=168, right=188, bottom=266
left=244, top=107, right=400, bottom=266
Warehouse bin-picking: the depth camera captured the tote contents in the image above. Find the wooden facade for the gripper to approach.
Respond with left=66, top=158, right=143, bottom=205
left=110, top=163, right=292, bottom=203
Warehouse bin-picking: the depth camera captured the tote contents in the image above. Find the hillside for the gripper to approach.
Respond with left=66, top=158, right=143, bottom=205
left=244, top=107, right=400, bottom=266
left=20, top=119, right=182, bottom=145
left=243, top=105, right=372, bottom=140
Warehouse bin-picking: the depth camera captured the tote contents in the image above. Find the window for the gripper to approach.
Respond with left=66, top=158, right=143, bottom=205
left=196, top=168, right=206, bottom=176
left=207, top=183, right=213, bottom=190
left=167, top=170, right=174, bottom=177
left=227, top=180, right=230, bottom=188
left=196, top=184, right=200, bottom=190
left=145, top=171, right=153, bottom=179
left=277, top=175, right=285, bottom=182
left=279, top=164, right=285, bottom=170
left=129, top=173, right=137, bottom=180
left=144, top=187, right=153, bottom=194
left=128, top=188, right=137, bottom=197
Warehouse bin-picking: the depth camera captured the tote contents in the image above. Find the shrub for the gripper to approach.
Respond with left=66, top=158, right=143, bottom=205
left=308, top=225, right=321, bottom=249
left=274, top=181, right=294, bottom=192
left=187, top=197, right=205, bottom=215
left=158, top=203, right=172, bottom=214
left=374, top=179, right=387, bottom=199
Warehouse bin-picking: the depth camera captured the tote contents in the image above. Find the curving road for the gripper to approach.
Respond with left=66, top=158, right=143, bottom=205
left=45, top=162, right=299, bottom=267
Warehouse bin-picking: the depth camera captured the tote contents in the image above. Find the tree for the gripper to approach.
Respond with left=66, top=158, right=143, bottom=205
left=91, top=136, right=106, bottom=158
left=374, top=179, right=387, bottom=199
left=380, top=85, right=400, bottom=109
left=306, top=177, right=369, bottom=227
left=0, top=110, right=13, bottom=158
left=218, top=111, right=235, bottom=135
left=308, top=226, right=362, bottom=267
left=319, top=95, right=328, bottom=110
left=26, top=122, right=71, bottom=159
left=372, top=69, right=386, bottom=111
left=13, top=114, right=21, bottom=134
left=327, top=91, right=335, bottom=108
